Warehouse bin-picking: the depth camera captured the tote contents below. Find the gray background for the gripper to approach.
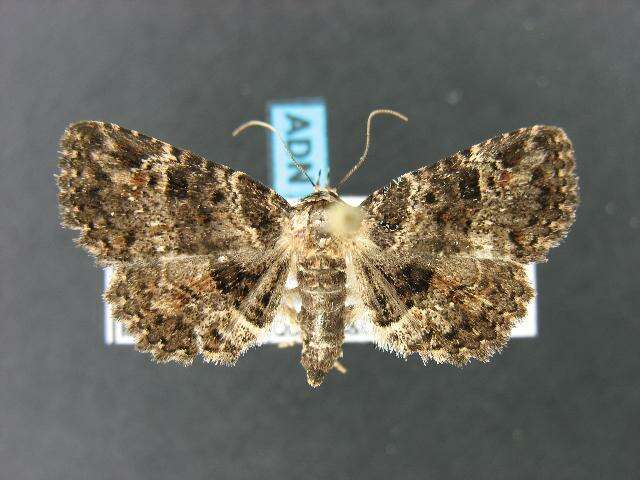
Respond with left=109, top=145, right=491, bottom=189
left=1, top=1, right=639, bottom=479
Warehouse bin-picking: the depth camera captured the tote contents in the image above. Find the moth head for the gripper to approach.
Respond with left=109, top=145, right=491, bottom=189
left=233, top=109, right=407, bottom=194
left=299, top=187, right=340, bottom=203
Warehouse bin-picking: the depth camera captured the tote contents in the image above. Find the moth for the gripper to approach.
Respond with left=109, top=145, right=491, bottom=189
left=58, top=109, right=578, bottom=387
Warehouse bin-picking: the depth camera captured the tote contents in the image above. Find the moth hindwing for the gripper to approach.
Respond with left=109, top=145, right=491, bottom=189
left=59, top=121, right=578, bottom=387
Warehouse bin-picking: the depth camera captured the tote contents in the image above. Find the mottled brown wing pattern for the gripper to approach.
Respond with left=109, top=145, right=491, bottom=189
left=350, top=246, right=533, bottom=363
left=355, top=125, right=576, bottom=363
left=59, top=121, right=294, bottom=365
left=105, top=250, right=290, bottom=364
left=58, top=119, right=578, bottom=381
left=58, top=121, right=291, bottom=263
left=361, top=125, right=578, bottom=263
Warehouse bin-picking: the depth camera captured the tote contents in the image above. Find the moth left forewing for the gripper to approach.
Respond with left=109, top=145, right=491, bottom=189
left=58, top=121, right=292, bottom=264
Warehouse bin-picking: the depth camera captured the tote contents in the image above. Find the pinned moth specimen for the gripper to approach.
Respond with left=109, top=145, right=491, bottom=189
left=58, top=110, right=578, bottom=387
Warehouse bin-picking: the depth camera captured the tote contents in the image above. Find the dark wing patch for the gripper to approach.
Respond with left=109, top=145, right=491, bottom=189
left=361, top=125, right=578, bottom=263
left=105, top=251, right=290, bottom=365
left=58, top=121, right=291, bottom=263
left=353, top=251, right=533, bottom=365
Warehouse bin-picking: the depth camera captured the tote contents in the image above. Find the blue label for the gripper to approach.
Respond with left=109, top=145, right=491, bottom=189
left=269, top=99, right=329, bottom=198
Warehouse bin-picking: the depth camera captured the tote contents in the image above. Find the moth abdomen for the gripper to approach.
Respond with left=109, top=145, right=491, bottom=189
left=295, top=219, right=348, bottom=386
left=298, top=285, right=347, bottom=387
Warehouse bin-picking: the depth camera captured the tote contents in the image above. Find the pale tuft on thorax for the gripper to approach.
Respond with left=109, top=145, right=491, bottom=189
left=326, top=202, right=363, bottom=238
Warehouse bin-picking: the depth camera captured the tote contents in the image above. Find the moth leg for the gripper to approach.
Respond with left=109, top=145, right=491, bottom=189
left=333, top=360, right=348, bottom=375
left=340, top=304, right=356, bottom=326
left=279, top=287, right=301, bottom=327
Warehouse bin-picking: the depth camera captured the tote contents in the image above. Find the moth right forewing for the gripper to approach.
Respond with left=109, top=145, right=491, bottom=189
left=360, top=125, right=578, bottom=263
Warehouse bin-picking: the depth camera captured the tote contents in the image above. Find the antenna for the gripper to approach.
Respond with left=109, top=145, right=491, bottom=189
left=232, top=120, right=316, bottom=187
left=336, top=109, right=408, bottom=190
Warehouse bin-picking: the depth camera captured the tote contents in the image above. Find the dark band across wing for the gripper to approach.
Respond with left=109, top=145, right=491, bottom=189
left=351, top=250, right=533, bottom=365
left=58, top=121, right=291, bottom=263
left=105, top=250, right=290, bottom=364
left=360, top=125, right=578, bottom=263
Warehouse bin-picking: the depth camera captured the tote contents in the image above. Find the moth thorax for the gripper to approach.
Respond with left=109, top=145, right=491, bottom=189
left=326, top=202, right=363, bottom=238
